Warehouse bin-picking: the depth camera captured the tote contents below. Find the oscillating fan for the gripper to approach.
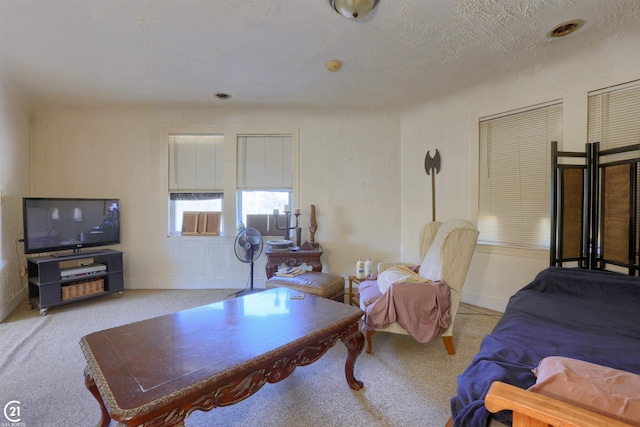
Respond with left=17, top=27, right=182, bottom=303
left=233, top=226, right=264, bottom=296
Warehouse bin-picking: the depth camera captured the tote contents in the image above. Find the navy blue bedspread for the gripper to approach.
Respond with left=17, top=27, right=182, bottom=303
left=450, top=267, right=640, bottom=427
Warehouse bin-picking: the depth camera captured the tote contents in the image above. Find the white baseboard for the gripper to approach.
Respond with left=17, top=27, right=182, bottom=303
left=124, top=278, right=267, bottom=290
left=0, top=292, right=26, bottom=323
left=462, top=291, right=507, bottom=313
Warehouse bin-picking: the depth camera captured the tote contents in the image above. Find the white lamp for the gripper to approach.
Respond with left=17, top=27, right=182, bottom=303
left=331, top=0, right=379, bottom=19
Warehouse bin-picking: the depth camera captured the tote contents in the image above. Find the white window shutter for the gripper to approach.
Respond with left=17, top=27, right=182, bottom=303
left=237, top=135, right=293, bottom=189
left=169, top=134, right=224, bottom=191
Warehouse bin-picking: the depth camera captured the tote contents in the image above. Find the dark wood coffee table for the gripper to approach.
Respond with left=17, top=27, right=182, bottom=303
left=80, top=288, right=365, bottom=426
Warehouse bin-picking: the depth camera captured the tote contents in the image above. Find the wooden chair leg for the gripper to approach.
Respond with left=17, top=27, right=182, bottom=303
left=365, top=330, right=376, bottom=353
left=443, top=335, right=455, bottom=355
left=444, top=416, right=453, bottom=427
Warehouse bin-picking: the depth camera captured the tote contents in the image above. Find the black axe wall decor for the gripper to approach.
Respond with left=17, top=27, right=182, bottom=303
left=424, top=150, right=441, bottom=221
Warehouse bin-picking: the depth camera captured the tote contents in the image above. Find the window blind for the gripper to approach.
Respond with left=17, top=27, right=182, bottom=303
left=236, top=135, right=293, bottom=189
left=478, top=102, right=563, bottom=248
left=588, top=80, right=640, bottom=149
left=168, top=134, right=224, bottom=191
left=588, top=80, right=640, bottom=256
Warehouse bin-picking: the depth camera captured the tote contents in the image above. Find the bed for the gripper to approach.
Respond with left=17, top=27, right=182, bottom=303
left=449, top=266, right=640, bottom=426
left=450, top=141, right=640, bottom=426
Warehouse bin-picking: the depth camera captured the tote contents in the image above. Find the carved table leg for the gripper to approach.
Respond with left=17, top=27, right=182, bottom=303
left=265, top=261, right=277, bottom=279
left=84, top=365, right=111, bottom=427
left=341, top=327, right=364, bottom=390
left=309, top=258, right=322, bottom=272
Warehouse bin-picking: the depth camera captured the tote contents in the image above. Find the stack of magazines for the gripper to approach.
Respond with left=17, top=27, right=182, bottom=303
left=275, top=267, right=306, bottom=277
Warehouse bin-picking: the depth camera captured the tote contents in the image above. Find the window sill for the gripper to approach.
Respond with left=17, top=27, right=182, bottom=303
left=168, top=233, right=229, bottom=238
left=476, top=243, right=549, bottom=260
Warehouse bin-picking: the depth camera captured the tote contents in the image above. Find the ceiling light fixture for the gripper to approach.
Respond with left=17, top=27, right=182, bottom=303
left=330, top=0, right=379, bottom=20
left=547, top=19, right=584, bottom=38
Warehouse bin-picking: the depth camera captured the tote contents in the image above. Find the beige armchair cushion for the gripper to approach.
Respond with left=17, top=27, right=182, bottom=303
left=418, top=219, right=479, bottom=338
left=376, top=265, right=424, bottom=294
left=419, top=218, right=477, bottom=290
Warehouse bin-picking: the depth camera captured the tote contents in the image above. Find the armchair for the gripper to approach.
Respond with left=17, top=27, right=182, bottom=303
left=359, top=219, right=479, bottom=355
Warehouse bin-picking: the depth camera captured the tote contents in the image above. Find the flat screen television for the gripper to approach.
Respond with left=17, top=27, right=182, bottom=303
left=22, top=198, right=120, bottom=254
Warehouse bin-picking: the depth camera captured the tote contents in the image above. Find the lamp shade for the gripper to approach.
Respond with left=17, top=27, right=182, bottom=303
left=331, top=0, right=379, bottom=19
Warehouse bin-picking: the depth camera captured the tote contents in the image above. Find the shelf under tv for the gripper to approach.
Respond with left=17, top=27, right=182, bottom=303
left=27, top=249, right=124, bottom=316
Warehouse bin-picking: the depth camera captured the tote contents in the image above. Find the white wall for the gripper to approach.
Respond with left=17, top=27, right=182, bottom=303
left=0, top=66, right=33, bottom=321
left=29, top=107, right=401, bottom=290
left=401, top=28, right=640, bottom=311
left=24, top=25, right=640, bottom=313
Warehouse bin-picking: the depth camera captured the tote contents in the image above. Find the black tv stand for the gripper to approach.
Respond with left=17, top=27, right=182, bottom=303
left=52, top=249, right=104, bottom=257
left=27, top=249, right=124, bottom=315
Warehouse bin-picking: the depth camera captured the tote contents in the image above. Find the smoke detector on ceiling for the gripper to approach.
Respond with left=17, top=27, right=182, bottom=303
left=325, top=60, right=342, bottom=72
left=547, top=19, right=584, bottom=38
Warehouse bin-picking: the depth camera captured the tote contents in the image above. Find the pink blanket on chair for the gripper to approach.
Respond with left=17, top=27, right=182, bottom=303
left=360, top=280, right=451, bottom=343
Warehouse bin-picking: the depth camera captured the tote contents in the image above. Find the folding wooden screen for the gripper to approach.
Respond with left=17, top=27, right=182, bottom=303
left=550, top=141, right=640, bottom=275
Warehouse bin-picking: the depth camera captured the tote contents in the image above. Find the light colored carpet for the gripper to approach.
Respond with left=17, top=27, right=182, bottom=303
left=0, top=289, right=500, bottom=427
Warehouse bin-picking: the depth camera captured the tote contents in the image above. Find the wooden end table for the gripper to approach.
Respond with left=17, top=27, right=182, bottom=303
left=80, top=288, right=365, bottom=426
left=265, top=246, right=323, bottom=279
left=348, top=276, right=363, bottom=306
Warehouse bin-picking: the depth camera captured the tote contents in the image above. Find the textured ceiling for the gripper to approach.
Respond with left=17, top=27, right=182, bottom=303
left=0, top=0, right=639, bottom=110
